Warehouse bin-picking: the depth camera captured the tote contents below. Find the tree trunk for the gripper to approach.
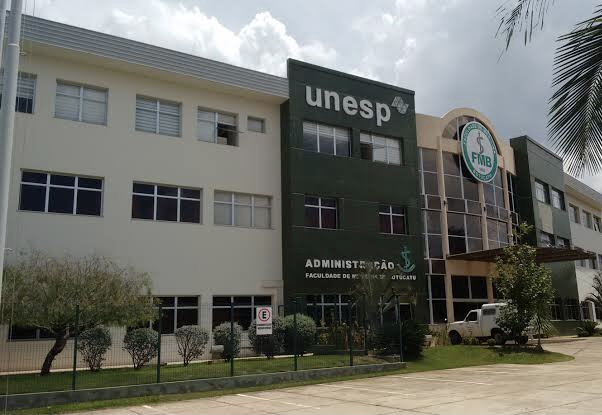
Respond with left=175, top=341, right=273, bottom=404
left=41, top=329, right=70, bottom=375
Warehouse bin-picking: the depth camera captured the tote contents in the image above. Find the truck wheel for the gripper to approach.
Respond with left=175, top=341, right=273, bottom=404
left=492, top=331, right=506, bottom=345
left=449, top=331, right=462, bottom=345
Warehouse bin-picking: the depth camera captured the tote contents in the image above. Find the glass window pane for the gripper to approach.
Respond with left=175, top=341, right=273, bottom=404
left=234, top=194, right=252, bottom=204
left=254, top=206, right=271, bottom=228
left=427, top=235, right=443, bottom=258
left=321, top=198, right=336, bottom=208
left=214, top=203, right=232, bottom=225
left=180, top=199, right=201, bottom=223
left=132, top=195, right=154, bottom=219
left=392, top=215, right=406, bottom=234
left=426, top=211, right=441, bottom=234
left=467, top=238, right=483, bottom=252
left=198, top=110, right=214, bottom=122
left=423, top=172, right=439, bottom=195
left=82, top=99, right=107, bottom=124
left=465, top=215, right=481, bottom=238
left=157, top=186, right=178, bottom=196
left=212, top=308, right=230, bottom=328
left=248, top=117, right=265, bottom=133
left=430, top=275, right=446, bottom=298
left=213, top=296, right=231, bottom=306
left=447, top=213, right=465, bottom=236
left=379, top=214, right=391, bottom=233
left=254, top=296, right=272, bottom=306
left=177, top=308, right=198, bottom=327
left=303, top=122, right=318, bottom=152
left=305, top=196, right=319, bottom=206
left=254, top=196, right=270, bottom=207
left=421, top=149, right=437, bottom=172
left=234, top=205, right=252, bottom=227
left=215, top=191, right=232, bottom=203
left=471, top=277, right=488, bottom=299
left=76, top=190, right=101, bottom=216
left=443, top=153, right=460, bottom=175
left=233, top=308, right=252, bottom=330
left=156, top=197, right=177, bottom=221
left=48, top=187, right=74, bottom=213
left=387, top=146, right=401, bottom=165
left=319, top=134, right=334, bottom=155
left=321, top=208, right=337, bottom=229
left=463, top=178, right=479, bottom=201
left=133, top=183, right=154, bottom=194
left=198, top=120, right=215, bottom=142
left=22, top=171, right=47, bottom=184
left=218, top=112, right=236, bottom=126
left=178, top=296, right=198, bottom=307
left=448, top=236, right=466, bottom=254
left=452, top=276, right=470, bottom=298
left=50, top=174, right=75, bottom=186
left=445, top=175, right=462, bottom=198
left=181, top=188, right=201, bottom=199
left=336, top=138, right=349, bottom=156
left=19, top=184, right=46, bottom=211
left=360, top=142, right=373, bottom=160
left=305, top=206, right=320, bottom=227
left=78, top=177, right=102, bottom=189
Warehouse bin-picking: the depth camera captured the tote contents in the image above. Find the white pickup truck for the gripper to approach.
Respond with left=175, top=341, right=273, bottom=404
left=448, top=303, right=507, bottom=345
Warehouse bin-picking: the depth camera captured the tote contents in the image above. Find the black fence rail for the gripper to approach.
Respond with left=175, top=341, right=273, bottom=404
left=0, top=300, right=406, bottom=396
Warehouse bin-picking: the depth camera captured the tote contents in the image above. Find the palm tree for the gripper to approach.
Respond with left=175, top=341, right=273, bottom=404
left=497, top=1, right=602, bottom=176
left=585, top=272, right=602, bottom=310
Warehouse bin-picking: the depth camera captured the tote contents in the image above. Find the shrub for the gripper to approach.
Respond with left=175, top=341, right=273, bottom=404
left=123, top=328, right=158, bottom=369
left=175, top=325, right=209, bottom=365
left=462, top=336, right=480, bottom=345
left=213, top=322, right=242, bottom=361
left=486, top=338, right=496, bottom=347
left=576, top=320, right=598, bottom=337
left=248, top=317, right=284, bottom=358
left=77, top=326, right=112, bottom=371
left=375, top=320, right=428, bottom=359
left=281, top=314, right=317, bottom=355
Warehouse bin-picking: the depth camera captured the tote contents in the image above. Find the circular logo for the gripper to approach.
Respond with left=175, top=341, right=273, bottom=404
left=461, top=121, right=498, bottom=183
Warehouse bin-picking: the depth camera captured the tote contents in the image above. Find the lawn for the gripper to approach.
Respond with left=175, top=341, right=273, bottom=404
left=8, top=346, right=572, bottom=414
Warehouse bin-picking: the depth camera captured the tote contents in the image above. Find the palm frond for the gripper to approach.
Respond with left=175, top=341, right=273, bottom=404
left=585, top=272, right=602, bottom=308
left=548, top=6, right=602, bottom=175
left=496, top=0, right=555, bottom=50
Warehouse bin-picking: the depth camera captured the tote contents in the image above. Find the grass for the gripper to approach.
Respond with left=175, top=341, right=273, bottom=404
left=8, top=346, right=572, bottom=414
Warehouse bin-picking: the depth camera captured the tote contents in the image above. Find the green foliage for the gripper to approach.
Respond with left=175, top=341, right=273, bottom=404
left=248, top=317, right=284, bottom=358
left=487, top=338, right=497, bottom=347
left=212, top=322, right=242, bottom=361
left=576, top=320, right=599, bottom=337
left=1, top=251, right=155, bottom=374
left=586, top=272, right=602, bottom=310
left=494, top=224, right=555, bottom=345
left=462, top=336, right=480, bottom=346
left=375, top=320, right=428, bottom=359
left=174, top=326, right=209, bottom=366
left=77, top=327, right=112, bottom=372
left=123, top=328, right=158, bottom=369
left=281, top=314, right=317, bottom=355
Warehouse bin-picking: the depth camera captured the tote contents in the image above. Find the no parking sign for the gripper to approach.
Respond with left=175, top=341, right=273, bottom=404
left=256, top=306, right=273, bottom=335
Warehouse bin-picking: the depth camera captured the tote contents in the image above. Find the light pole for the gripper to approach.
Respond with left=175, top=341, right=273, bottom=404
left=0, top=0, right=23, bottom=300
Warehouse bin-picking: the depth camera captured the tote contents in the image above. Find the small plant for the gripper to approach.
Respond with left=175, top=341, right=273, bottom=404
left=175, top=325, right=209, bottom=365
left=213, top=322, right=242, bottom=361
left=248, top=317, right=284, bottom=358
left=123, top=328, right=158, bottom=369
left=430, top=325, right=450, bottom=347
left=375, top=320, right=428, bottom=359
left=77, top=326, right=112, bottom=371
left=462, top=336, right=479, bottom=345
left=576, top=320, right=598, bottom=337
left=281, top=314, right=317, bottom=355
left=486, top=338, right=496, bottom=347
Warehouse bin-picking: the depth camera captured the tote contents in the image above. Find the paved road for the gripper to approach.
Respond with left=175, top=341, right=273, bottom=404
left=80, top=337, right=602, bottom=415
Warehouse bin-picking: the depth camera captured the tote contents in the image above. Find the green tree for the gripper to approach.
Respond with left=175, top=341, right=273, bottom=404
left=1, top=251, right=155, bottom=375
left=494, top=224, right=555, bottom=347
left=585, top=271, right=602, bottom=310
left=497, top=1, right=602, bottom=175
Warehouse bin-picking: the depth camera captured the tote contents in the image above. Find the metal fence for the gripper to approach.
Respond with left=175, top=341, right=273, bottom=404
left=0, top=300, right=406, bottom=396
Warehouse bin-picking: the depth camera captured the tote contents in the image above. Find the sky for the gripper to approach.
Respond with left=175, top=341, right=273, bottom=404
left=24, top=0, right=602, bottom=191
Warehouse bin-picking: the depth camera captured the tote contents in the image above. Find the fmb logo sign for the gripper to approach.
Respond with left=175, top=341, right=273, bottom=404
left=461, top=121, right=498, bottom=183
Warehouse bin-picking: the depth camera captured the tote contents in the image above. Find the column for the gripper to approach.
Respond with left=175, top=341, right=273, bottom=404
left=436, top=137, right=454, bottom=322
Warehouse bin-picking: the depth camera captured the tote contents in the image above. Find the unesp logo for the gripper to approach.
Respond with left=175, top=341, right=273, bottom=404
left=399, top=246, right=415, bottom=273
left=391, top=96, right=409, bottom=115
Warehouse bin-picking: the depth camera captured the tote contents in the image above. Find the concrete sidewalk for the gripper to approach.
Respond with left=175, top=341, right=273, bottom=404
left=76, top=337, right=602, bottom=415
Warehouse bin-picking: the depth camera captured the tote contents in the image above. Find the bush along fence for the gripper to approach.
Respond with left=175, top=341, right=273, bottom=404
left=0, top=298, right=423, bottom=396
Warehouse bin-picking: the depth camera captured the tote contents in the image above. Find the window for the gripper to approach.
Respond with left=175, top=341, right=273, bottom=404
left=132, top=182, right=201, bottom=223
left=564, top=298, right=581, bottom=320
left=304, top=196, right=337, bottom=229
left=556, top=237, right=570, bottom=248
left=594, top=216, right=601, bottom=232
left=535, top=180, right=550, bottom=204
left=213, top=191, right=271, bottom=228
left=550, top=298, right=562, bottom=321
left=212, top=295, right=271, bottom=329
left=153, top=296, right=198, bottom=334
left=19, top=171, right=102, bottom=215
left=550, top=188, right=565, bottom=210
left=379, top=204, right=407, bottom=235
left=538, top=231, right=555, bottom=247
left=306, top=294, right=353, bottom=326
left=360, top=132, right=401, bottom=165
left=247, top=116, right=265, bottom=133
left=8, top=325, right=53, bottom=341
left=448, top=212, right=483, bottom=254
left=0, top=71, right=36, bottom=113
left=198, top=109, right=238, bottom=145
left=581, top=210, right=593, bottom=229
left=135, top=96, right=181, bottom=136
left=302, top=121, right=349, bottom=156
left=465, top=311, right=478, bottom=322
left=55, top=81, right=107, bottom=125
left=451, top=275, right=488, bottom=321
left=590, top=253, right=599, bottom=270
left=598, top=254, right=602, bottom=269
left=569, top=204, right=579, bottom=223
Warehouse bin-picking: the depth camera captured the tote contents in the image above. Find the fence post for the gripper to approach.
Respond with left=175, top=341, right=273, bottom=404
left=293, top=298, right=298, bottom=371
left=347, top=302, right=353, bottom=367
left=363, top=296, right=368, bottom=356
left=156, top=304, right=162, bottom=383
left=396, top=295, right=404, bottom=363
left=230, top=301, right=235, bottom=377
left=71, top=304, right=80, bottom=391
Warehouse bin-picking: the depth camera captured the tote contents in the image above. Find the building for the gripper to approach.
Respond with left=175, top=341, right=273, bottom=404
left=564, top=173, right=602, bottom=320
left=0, top=15, right=600, bottom=370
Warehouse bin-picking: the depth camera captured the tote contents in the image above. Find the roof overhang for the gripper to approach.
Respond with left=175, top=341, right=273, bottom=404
left=447, top=247, right=595, bottom=263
